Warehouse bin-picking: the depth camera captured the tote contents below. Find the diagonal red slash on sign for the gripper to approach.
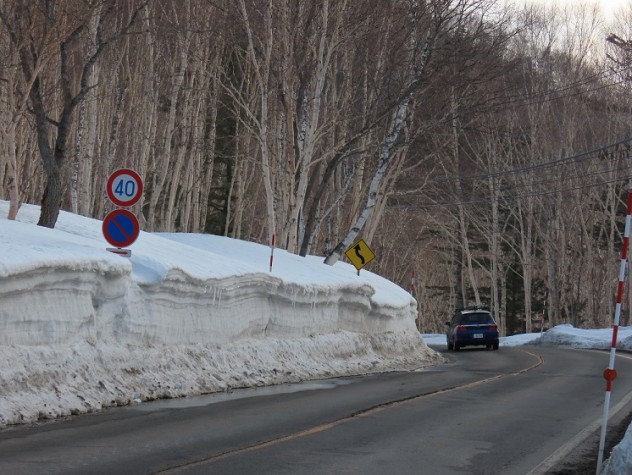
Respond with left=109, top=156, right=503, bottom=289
left=111, top=215, right=132, bottom=239
left=102, top=209, right=140, bottom=248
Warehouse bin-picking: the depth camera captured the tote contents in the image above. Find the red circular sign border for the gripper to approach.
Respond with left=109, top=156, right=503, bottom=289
left=102, top=209, right=140, bottom=248
left=106, top=168, right=144, bottom=207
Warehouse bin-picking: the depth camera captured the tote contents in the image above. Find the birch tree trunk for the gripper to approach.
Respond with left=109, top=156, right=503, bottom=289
left=284, top=0, right=348, bottom=253
left=364, top=145, right=409, bottom=244
left=147, top=2, right=190, bottom=231
left=0, top=9, right=51, bottom=220
left=197, top=67, right=221, bottom=233
left=452, top=99, right=480, bottom=306
left=163, top=64, right=196, bottom=231
left=73, top=6, right=100, bottom=216
left=488, top=174, right=502, bottom=332
left=238, top=0, right=276, bottom=245
left=134, top=3, right=157, bottom=228
left=518, top=186, right=535, bottom=333
left=0, top=71, right=21, bottom=220
left=324, top=3, right=437, bottom=265
left=4, top=124, right=19, bottom=220
left=324, top=93, right=412, bottom=265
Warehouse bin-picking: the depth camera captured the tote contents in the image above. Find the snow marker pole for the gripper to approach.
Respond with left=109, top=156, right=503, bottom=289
left=596, top=185, right=632, bottom=475
left=410, top=270, right=416, bottom=297
left=269, top=234, right=275, bottom=272
left=541, top=288, right=547, bottom=335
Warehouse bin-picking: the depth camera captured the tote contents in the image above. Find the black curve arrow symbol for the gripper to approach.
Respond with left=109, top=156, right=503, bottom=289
left=354, top=244, right=365, bottom=265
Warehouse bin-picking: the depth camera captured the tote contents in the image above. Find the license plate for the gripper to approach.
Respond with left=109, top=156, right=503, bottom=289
left=473, top=333, right=483, bottom=338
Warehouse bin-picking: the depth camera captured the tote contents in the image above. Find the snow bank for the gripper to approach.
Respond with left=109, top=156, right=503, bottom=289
left=602, top=421, right=632, bottom=475
left=0, top=331, right=437, bottom=425
left=533, top=324, right=632, bottom=351
left=0, top=202, right=441, bottom=426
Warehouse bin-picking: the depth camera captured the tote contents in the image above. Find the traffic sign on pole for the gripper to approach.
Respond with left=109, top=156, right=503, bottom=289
left=102, top=209, right=140, bottom=248
left=344, top=239, right=376, bottom=273
left=106, top=168, right=143, bottom=207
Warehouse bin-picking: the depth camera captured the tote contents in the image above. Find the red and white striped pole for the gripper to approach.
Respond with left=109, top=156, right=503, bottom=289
left=540, top=288, right=548, bottom=335
left=596, top=185, right=632, bottom=474
left=269, top=234, right=275, bottom=272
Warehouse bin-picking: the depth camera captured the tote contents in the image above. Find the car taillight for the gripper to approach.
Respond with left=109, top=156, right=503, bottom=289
left=489, top=325, right=497, bottom=330
left=457, top=325, right=468, bottom=332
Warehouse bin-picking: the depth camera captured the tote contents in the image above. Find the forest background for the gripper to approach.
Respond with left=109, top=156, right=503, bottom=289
left=1, top=0, right=632, bottom=336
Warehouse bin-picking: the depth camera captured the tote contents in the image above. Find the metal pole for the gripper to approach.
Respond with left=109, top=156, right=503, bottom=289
left=269, top=234, right=275, bottom=272
left=596, top=185, right=632, bottom=474
left=541, top=288, right=547, bottom=336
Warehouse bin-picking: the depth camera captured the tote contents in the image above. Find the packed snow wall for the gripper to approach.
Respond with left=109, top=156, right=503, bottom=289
left=0, top=248, right=418, bottom=346
left=0, top=202, right=443, bottom=426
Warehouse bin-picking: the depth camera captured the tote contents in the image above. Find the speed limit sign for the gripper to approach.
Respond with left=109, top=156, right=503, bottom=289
left=106, top=168, right=143, bottom=207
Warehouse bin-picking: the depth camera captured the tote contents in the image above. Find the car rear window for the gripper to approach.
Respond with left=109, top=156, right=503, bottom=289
left=459, top=312, right=494, bottom=324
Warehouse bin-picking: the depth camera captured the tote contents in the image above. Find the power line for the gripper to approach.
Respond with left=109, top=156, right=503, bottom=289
left=393, top=137, right=632, bottom=209
left=463, top=65, right=632, bottom=117
left=402, top=174, right=632, bottom=209
left=418, top=136, right=632, bottom=186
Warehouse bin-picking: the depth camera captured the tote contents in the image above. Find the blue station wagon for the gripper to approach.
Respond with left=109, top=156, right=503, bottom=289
left=446, top=306, right=499, bottom=351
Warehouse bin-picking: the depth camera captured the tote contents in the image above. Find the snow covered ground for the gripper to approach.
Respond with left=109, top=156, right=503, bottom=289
left=1, top=200, right=631, bottom=474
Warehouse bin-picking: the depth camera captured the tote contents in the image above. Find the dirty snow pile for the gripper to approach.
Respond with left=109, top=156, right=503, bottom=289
left=0, top=201, right=442, bottom=427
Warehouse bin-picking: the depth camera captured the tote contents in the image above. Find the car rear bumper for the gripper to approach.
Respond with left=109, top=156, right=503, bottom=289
left=456, top=337, right=499, bottom=347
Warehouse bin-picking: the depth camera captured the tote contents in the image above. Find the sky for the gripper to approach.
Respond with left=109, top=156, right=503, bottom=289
left=0, top=199, right=631, bottom=474
left=513, top=0, right=629, bottom=20
left=600, top=0, right=629, bottom=19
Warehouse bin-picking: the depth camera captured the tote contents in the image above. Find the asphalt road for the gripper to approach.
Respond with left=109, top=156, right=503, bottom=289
left=1, top=345, right=632, bottom=475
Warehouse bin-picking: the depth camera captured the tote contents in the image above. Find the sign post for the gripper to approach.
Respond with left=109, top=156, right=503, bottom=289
left=344, top=239, right=376, bottom=275
left=104, top=168, right=143, bottom=257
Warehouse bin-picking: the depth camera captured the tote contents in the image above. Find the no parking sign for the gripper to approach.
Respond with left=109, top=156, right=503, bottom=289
left=104, top=168, right=143, bottom=256
left=102, top=209, right=140, bottom=248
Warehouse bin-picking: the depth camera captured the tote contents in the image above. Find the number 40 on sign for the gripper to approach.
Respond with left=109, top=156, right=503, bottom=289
left=106, top=168, right=143, bottom=207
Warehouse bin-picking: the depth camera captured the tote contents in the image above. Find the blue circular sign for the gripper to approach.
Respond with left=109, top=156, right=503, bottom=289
left=102, top=209, right=140, bottom=248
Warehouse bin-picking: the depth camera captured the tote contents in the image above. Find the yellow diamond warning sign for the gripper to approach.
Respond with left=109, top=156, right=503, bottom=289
left=345, top=239, right=376, bottom=271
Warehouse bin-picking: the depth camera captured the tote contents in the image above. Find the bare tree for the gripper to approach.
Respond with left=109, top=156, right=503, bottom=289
left=325, top=0, right=496, bottom=266
left=0, top=2, right=55, bottom=219
left=0, top=0, right=147, bottom=228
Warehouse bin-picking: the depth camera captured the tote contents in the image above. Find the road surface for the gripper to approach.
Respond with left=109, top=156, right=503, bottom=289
left=1, top=346, right=631, bottom=474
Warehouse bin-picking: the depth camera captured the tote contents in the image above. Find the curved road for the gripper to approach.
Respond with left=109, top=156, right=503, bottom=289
left=1, top=346, right=632, bottom=474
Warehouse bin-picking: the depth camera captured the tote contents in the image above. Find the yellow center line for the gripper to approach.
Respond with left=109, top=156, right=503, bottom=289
left=156, top=348, right=544, bottom=474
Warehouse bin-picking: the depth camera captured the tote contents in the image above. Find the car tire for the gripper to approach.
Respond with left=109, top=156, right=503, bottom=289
left=454, top=342, right=460, bottom=351
left=493, top=342, right=499, bottom=350
left=447, top=340, right=454, bottom=351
